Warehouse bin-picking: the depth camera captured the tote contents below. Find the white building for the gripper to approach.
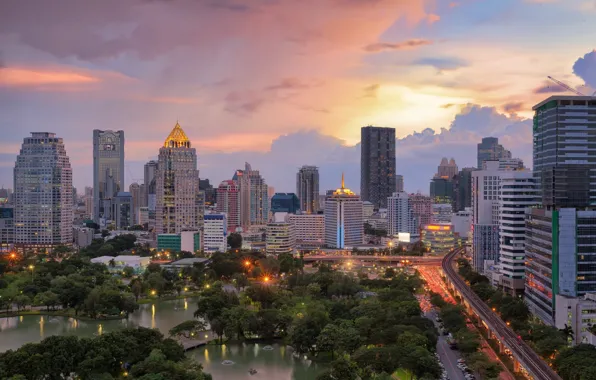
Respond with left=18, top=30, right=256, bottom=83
left=155, top=123, right=203, bottom=234
left=266, top=220, right=295, bottom=255
left=387, top=192, right=418, bottom=240
left=362, top=201, right=375, bottom=218
left=432, top=203, right=453, bottom=223
left=73, top=227, right=94, bottom=248
left=288, top=213, right=325, bottom=247
left=497, top=170, right=539, bottom=295
left=471, top=161, right=501, bottom=272
left=451, top=208, right=472, bottom=238
left=14, top=132, right=73, bottom=251
left=555, top=293, right=596, bottom=346
left=91, top=255, right=151, bottom=274
left=204, top=214, right=227, bottom=253
left=324, top=175, right=363, bottom=248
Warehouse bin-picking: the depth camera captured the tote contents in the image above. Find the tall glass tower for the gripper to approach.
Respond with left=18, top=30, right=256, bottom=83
left=296, top=165, right=319, bottom=214
left=360, top=126, right=396, bottom=209
left=93, top=129, right=124, bottom=222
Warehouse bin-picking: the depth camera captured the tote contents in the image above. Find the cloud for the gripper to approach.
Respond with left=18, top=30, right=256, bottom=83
left=363, top=39, right=433, bottom=53
left=224, top=91, right=265, bottom=115
left=414, top=57, right=467, bottom=71
left=0, top=67, right=101, bottom=88
left=265, top=78, right=321, bottom=91
left=503, top=102, right=524, bottom=114
left=573, top=50, right=596, bottom=88
left=362, top=84, right=380, bottom=98
left=533, top=80, right=567, bottom=94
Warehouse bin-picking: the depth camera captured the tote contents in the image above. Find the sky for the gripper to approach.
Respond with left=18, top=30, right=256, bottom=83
left=1, top=0, right=596, bottom=194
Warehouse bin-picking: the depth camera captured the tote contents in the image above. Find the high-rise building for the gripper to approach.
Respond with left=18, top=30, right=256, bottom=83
left=387, top=192, right=418, bottom=240
left=14, top=132, right=73, bottom=251
left=93, top=130, right=124, bottom=222
left=497, top=170, right=539, bottom=296
left=325, top=174, right=363, bottom=248
left=477, top=137, right=511, bottom=169
left=296, top=165, right=320, bottom=214
left=203, top=214, right=227, bottom=253
left=288, top=213, right=325, bottom=248
left=144, top=160, right=158, bottom=210
left=0, top=188, right=12, bottom=205
left=129, top=183, right=141, bottom=225
left=453, top=168, right=475, bottom=212
left=421, top=224, right=455, bottom=254
left=155, top=123, right=203, bottom=234
left=409, top=193, right=432, bottom=228
left=432, top=203, right=453, bottom=224
left=498, top=158, right=524, bottom=171
left=234, top=162, right=269, bottom=228
left=112, top=192, right=133, bottom=229
left=395, top=175, right=404, bottom=192
left=84, top=186, right=94, bottom=218
left=0, top=206, right=14, bottom=252
left=271, top=193, right=300, bottom=214
left=199, top=179, right=217, bottom=206
left=216, top=180, right=240, bottom=232
left=361, top=126, right=396, bottom=209
left=471, top=161, right=501, bottom=272
left=266, top=219, right=295, bottom=255
left=431, top=158, right=457, bottom=205
left=524, top=96, right=596, bottom=326
left=437, top=157, right=458, bottom=179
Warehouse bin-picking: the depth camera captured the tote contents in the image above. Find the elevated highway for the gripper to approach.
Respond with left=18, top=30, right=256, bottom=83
left=442, top=249, right=562, bottom=380
left=302, top=254, right=442, bottom=265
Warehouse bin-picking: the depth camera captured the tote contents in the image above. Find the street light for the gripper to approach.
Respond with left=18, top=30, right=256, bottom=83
left=150, top=290, right=156, bottom=296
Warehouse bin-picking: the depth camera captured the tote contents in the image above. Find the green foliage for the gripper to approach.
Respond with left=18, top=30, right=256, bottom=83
left=227, top=233, right=242, bottom=249
left=554, top=344, right=596, bottom=380
left=169, top=320, right=208, bottom=339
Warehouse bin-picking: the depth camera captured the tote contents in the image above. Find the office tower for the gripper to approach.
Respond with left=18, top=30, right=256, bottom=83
left=296, top=165, right=320, bottom=214
left=139, top=184, right=147, bottom=208
left=14, top=132, right=73, bottom=250
left=0, top=205, right=14, bottom=252
left=421, top=224, right=455, bottom=253
left=72, top=187, right=78, bottom=206
left=387, top=192, right=418, bottom=239
left=497, top=170, right=539, bottom=296
left=361, top=126, right=396, bottom=209
left=155, top=122, right=203, bottom=234
left=437, top=157, right=458, bottom=179
left=216, top=180, right=240, bottom=232
left=451, top=209, right=472, bottom=239
left=144, top=160, right=158, bottom=209
left=129, top=183, right=141, bottom=225
left=471, top=161, right=501, bottom=272
left=266, top=218, right=295, bottom=255
left=84, top=186, right=93, bottom=217
left=199, top=179, right=217, bottom=206
left=271, top=193, right=300, bottom=214
left=499, top=158, right=524, bottom=171
left=203, top=214, right=227, bottom=253
left=288, top=213, right=325, bottom=248
left=0, top=188, right=11, bottom=204
left=112, top=192, right=133, bottom=229
left=432, top=203, right=453, bottom=223
left=524, top=96, right=596, bottom=326
left=395, top=175, right=404, bottom=192
left=477, top=137, right=511, bottom=169
left=233, top=162, right=269, bottom=228
left=409, top=193, right=432, bottom=228
left=267, top=187, right=276, bottom=200
left=93, top=130, right=124, bottom=222
left=453, top=168, right=475, bottom=212
left=325, top=174, right=363, bottom=248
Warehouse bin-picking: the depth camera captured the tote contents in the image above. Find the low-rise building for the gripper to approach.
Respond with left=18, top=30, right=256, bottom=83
left=157, top=231, right=201, bottom=253
left=266, top=220, right=295, bottom=255
left=421, top=223, right=455, bottom=254
left=90, top=255, right=151, bottom=274
left=288, top=213, right=325, bottom=249
left=555, top=293, right=596, bottom=346
left=204, top=214, right=227, bottom=253
left=161, top=257, right=211, bottom=272
left=0, top=206, right=14, bottom=252
left=73, top=227, right=94, bottom=248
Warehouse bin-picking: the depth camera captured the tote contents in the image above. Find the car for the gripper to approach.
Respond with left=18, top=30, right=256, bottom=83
left=457, top=359, right=465, bottom=364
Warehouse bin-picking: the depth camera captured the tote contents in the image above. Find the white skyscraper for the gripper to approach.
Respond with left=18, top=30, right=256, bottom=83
left=234, top=162, right=268, bottom=229
left=324, top=174, right=363, bottom=248
left=155, top=122, right=203, bottom=234
left=203, top=214, right=227, bottom=253
left=14, top=132, right=73, bottom=251
left=387, top=192, right=418, bottom=240
left=497, top=169, right=539, bottom=295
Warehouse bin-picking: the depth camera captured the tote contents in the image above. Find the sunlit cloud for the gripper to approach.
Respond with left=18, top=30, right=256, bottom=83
left=363, top=39, right=433, bottom=53
left=0, top=67, right=100, bottom=87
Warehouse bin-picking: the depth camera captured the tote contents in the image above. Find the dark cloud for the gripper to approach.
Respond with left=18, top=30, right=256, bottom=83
left=206, top=1, right=254, bottom=12
left=573, top=50, right=596, bottom=89
left=363, top=39, right=432, bottom=53
left=414, top=57, right=467, bottom=71
left=224, top=92, right=265, bottom=115
left=362, top=84, right=380, bottom=98
left=265, top=78, right=320, bottom=91
left=441, top=103, right=457, bottom=108
left=503, top=102, right=524, bottom=114
left=533, top=81, right=567, bottom=94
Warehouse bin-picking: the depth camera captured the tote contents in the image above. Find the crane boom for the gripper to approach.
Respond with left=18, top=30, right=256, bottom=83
left=547, top=76, right=585, bottom=96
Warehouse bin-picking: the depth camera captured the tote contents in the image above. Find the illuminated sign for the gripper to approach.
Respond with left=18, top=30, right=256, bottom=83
left=425, top=224, right=452, bottom=231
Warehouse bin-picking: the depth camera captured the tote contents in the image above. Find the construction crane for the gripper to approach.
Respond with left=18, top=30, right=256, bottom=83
left=547, top=76, right=586, bottom=96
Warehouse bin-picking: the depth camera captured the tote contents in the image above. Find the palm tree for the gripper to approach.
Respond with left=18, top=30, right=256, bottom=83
left=109, top=258, right=116, bottom=268
left=559, top=324, right=574, bottom=342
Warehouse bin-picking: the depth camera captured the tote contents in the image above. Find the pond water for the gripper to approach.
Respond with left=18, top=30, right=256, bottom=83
left=0, top=298, right=324, bottom=379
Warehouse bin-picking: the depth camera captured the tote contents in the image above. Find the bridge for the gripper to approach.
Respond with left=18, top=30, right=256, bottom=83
left=442, top=248, right=562, bottom=380
left=302, top=254, right=443, bottom=265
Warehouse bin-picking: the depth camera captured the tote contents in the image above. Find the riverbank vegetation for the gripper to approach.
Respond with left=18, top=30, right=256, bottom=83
left=0, top=327, right=212, bottom=379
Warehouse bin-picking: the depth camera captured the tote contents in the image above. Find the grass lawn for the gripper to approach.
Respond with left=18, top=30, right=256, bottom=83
left=392, top=368, right=412, bottom=380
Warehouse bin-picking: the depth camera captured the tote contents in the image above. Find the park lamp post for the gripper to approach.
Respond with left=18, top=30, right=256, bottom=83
left=28, top=264, right=34, bottom=281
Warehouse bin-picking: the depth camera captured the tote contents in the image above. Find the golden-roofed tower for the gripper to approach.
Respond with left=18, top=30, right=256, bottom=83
left=333, top=172, right=356, bottom=196
left=163, top=122, right=191, bottom=148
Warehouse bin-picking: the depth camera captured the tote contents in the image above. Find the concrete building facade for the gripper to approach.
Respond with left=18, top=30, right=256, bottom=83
left=203, top=214, right=227, bottom=253
left=296, top=165, right=320, bottom=214
left=216, top=180, right=240, bottom=232
left=361, top=126, right=396, bottom=209
left=387, top=192, right=418, bottom=240
left=325, top=175, right=363, bottom=248
left=93, top=130, right=124, bottom=222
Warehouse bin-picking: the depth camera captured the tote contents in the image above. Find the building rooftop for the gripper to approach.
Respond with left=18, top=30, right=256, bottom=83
left=332, top=173, right=356, bottom=196
left=163, top=122, right=191, bottom=148
left=533, top=95, right=596, bottom=110
left=168, top=258, right=210, bottom=266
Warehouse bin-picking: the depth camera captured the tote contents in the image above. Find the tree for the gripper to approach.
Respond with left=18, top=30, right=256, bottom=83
left=227, top=233, right=242, bottom=249
left=33, top=291, right=59, bottom=311
left=383, top=268, right=396, bottom=279
left=147, top=272, right=166, bottom=296
left=13, top=294, right=31, bottom=311
left=131, top=279, right=143, bottom=301
left=98, top=243, right=114, bottom=256
left=559, top=324, right=574, bottom=342
left=316, top=324, right=341, bottom=358
left=169, top=320, right=208, bottom=339
left=122, top=266, right=135, bottom=278
left=232, top=273, right=249, bottom=290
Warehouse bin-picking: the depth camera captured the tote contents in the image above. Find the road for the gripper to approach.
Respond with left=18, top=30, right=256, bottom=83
left=442, top=249, right=563, bottom=380
left=303, top=255, right=443, bottom=265
left=427, top=308, right=466, bottom=380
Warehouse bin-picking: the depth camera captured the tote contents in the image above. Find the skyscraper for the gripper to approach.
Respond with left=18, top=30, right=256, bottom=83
left=234, top=162, right=269, bottom=229
left=271, top=193, right=300, bottom=214
left=216, top=180, right=240, bottom=232
left=129, top=183, right=141, bottom=225
left=296, top=165, right=320, bottom=214
left=409, top=193, right=432, bottom=228
left=361, top=126, right=396, bottom=209
left=84, top=186, right=93, bottom=218
left=395, top=175, right=404, bottom=192
left=437, top=157, right=458, bottom=179
left=431, top=158, right=457, bottom=205
left=144, top=160, right=158, bottom=210
left=325, top=174, right=363, bottom=248
left=14, top=132, right=73, bottom=251
left=477, top=137, right=511, bottom=169
left=453, top=168, right=475, bottom=212
left=112, top=192, right=133, bottom=229
left=93, top=130, right=124, bottom=222
left=525, top=96, right=596, bottom=325
left=155, top=122, right=203, bottom=234
left=387, top=192, right=418, bottom=239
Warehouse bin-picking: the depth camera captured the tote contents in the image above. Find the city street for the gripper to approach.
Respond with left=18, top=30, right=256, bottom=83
left=427, top=309, right=467, bottom=380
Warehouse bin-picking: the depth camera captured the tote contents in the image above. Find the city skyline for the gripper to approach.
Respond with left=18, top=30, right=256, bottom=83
left=2, top=1, right=596, bottom=192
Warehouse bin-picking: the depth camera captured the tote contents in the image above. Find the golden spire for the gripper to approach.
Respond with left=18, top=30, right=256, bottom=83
left=163, top=122, right=190, bottom=148
left=333, top=172, right=355, bottom=196
left=341, top=172, right=345, bottom=189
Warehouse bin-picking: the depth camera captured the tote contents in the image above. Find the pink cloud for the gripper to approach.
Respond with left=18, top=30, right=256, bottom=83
left=364, top=39, right=433, bottom=52
left=0, top=67, right=100, bottom=87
